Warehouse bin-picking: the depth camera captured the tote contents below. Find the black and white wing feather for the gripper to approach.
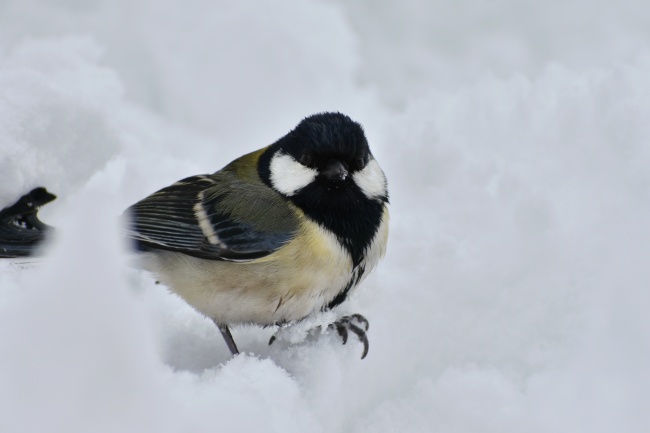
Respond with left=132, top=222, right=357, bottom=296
left=126, top=170, right=299, bottom=262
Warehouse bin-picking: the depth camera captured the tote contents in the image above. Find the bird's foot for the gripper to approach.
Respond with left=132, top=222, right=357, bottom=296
left=268, top=313, right=370, bottom=359
left=328, top=314, right=370, bottom=359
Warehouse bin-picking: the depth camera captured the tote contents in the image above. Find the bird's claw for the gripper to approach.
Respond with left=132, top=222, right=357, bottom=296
left=328, top=314, right=370, bottom=359
left=268, top=313, right=370, bottom=359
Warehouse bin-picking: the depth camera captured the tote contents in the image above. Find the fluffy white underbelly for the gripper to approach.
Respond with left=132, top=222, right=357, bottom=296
left=141, top=220, right=354, bottom=324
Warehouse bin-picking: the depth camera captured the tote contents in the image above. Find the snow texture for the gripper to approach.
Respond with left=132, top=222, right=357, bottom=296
left=1, top=1, right=649, bottom=432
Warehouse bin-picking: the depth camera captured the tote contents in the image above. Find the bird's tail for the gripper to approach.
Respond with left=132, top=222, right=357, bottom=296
left=0, top=187, right=57, bottom=258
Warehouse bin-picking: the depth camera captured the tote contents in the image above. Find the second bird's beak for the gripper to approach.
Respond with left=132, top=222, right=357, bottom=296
left=323, top=160, right=348, bottom=181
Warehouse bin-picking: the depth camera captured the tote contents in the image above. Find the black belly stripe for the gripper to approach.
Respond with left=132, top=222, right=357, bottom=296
left=323, top=263, right=366, bottom=311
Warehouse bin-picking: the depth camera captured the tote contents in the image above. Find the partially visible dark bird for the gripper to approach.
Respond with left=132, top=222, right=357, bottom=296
left=0, top=187, right=56, bottom=258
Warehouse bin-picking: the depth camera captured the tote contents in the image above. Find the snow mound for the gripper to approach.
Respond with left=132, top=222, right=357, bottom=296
left=1, top=1, right=649, bottom=432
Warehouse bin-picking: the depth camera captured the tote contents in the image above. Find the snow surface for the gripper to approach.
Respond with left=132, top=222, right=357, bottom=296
left=1, top=1, right=649, bottom=432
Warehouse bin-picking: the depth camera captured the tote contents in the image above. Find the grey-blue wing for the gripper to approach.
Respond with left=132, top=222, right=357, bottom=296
left=126, top=173, right=298, bottom=262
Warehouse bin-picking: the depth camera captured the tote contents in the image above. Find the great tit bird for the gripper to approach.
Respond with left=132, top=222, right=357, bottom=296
left=126, top=112, right=389, bottom=358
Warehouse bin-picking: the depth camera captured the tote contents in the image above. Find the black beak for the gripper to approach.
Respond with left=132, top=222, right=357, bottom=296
left=323, top=160, right=348, bottom=181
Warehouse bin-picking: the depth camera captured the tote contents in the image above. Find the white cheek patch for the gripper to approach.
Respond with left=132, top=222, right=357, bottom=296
left=270, top=152, right=318, bottom=196
left=353, top=158, right=387, bottom=199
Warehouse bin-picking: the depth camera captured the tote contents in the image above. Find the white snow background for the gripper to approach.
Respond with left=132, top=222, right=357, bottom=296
left=1, top=0, right=649, bottom=432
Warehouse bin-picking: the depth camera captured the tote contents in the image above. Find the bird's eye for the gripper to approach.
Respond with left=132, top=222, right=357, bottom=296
left=355, top=156, right=366, bottom=170
left=299, top=153, right=312, bottom=166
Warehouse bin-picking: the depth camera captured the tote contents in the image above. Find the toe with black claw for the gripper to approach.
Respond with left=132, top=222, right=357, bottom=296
left=329, top=314, right=370, bottom=359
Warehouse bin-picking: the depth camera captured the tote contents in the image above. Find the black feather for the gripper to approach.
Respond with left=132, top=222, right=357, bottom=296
left=0, top=187, right=57, bottom=258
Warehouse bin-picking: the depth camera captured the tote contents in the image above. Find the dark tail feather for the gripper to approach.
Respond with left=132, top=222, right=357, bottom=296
left=0, top=187, right=57, bottom=258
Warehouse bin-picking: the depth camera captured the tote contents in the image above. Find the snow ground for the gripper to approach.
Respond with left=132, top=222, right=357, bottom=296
left=1, top=1, right=649, bottom=432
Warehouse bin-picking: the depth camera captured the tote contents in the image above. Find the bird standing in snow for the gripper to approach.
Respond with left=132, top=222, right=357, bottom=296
left=126, top=112, right=389, bottom=358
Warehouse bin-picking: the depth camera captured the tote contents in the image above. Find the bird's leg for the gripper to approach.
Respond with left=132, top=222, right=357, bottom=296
left=212, top=320, right=239, bottom=355
left=328, top=314, right=370, bottom=359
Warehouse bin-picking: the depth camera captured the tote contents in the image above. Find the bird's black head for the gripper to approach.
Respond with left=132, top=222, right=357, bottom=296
left=259, top=112, right=388, bottom=266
